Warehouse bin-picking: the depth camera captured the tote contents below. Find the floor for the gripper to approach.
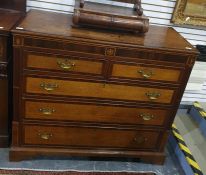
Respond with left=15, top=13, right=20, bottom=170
left=174, top=107, right=206, bottom=174
left=0, top=145, right=185, bottom=175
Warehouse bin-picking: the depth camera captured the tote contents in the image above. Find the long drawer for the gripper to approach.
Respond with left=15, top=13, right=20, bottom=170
left=23, top=124, right=162, bottom=150
left=24, top=100, right=173, bottom=126
left=25, top=77, right=176, bottom=104
left=24, top=52, right=104, bottom=76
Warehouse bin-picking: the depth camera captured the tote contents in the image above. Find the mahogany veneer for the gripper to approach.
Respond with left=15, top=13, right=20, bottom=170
left=10, top=10, right=198, bottom=164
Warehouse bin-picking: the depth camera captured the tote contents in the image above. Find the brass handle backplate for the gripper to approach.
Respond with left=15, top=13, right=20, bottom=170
left=138, top=70, right=154, bottom=79
left=38, top=133, right=53, bottom=140
left=145, top=92, right=161, bottom=100
left=40, top=83, right=58, bottom=92
left=39, top=108, right=55, bottom=115
left=133, top=136, right=148, bottom=144
left=57, top=59, right=75, bottom=70
left=139, top=113, right=154, bottom=121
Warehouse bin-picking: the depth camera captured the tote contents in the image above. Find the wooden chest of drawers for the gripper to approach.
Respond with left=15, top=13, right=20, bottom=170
left=10, top=10, right=198, bottom=164
left=0, top=8, right=22, bottom=147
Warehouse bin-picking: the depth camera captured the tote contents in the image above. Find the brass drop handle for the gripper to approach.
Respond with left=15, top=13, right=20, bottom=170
left=145, top=92, right=161, bottom=100
left=57, top=59, right=75, bottom=70
left=40, top=83, right=58, bottom=92
left=38, top=133, right=53, bottom=140
left=138, top=70, right=154, bottom=79
left=133, top=137, right=148, bottom=144
left=39, top=108, right=55, bottom=115
left=139, top=113, right=154, bottom=121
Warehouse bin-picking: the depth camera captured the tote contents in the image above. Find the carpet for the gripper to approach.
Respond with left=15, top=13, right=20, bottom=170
left=0, top=170, right=155, bottom=175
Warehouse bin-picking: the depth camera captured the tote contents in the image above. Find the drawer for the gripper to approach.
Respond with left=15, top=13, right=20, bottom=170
left=25, top=52, right=104, bottom=75
left=23, top=124, right=161, bottom=150
left=0, top=36, right=7, bottom=61
left=25, top=77, right=176, bottom=104
left=111, top=63, right=183, bottom=83
left=24, top=100, right=173, bottom=126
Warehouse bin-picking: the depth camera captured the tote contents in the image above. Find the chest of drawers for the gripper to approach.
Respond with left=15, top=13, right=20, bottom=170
left=10, top=10, right=198, bottom=164
left=0, top=9, right=22, bottom=147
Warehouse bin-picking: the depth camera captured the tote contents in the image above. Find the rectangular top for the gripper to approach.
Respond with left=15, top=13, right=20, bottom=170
left=13, top=10, right=197, bottom=54
left=0, top=8, right=23, bottom=33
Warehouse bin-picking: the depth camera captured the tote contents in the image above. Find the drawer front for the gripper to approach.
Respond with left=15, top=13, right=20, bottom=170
left=112, top=63, right=182, bottom=83
left=24, top=100, right=172, bottom=126
left=25, top=52, right=103, bottom=75
left=25, top=77, right=175, bottom=104
left=23, top=124, right=161, bottom=150
left=0, top=36, right=7, bottom=61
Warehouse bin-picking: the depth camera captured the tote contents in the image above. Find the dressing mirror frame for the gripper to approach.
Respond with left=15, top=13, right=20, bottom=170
left=171, top=0, right=206, bottom=27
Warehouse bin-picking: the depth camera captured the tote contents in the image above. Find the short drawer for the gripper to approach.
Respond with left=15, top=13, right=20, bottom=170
left=24, top=100, right=173, bottom=126
left=25, top=77, right=176, bottom=104
left=23, top=124, right=162, bottom=150
left=111, top=63, right=183, bottom=83
left=0, top=36, right=7, bottom=61
left=25, top=52, right=104, bottom=75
